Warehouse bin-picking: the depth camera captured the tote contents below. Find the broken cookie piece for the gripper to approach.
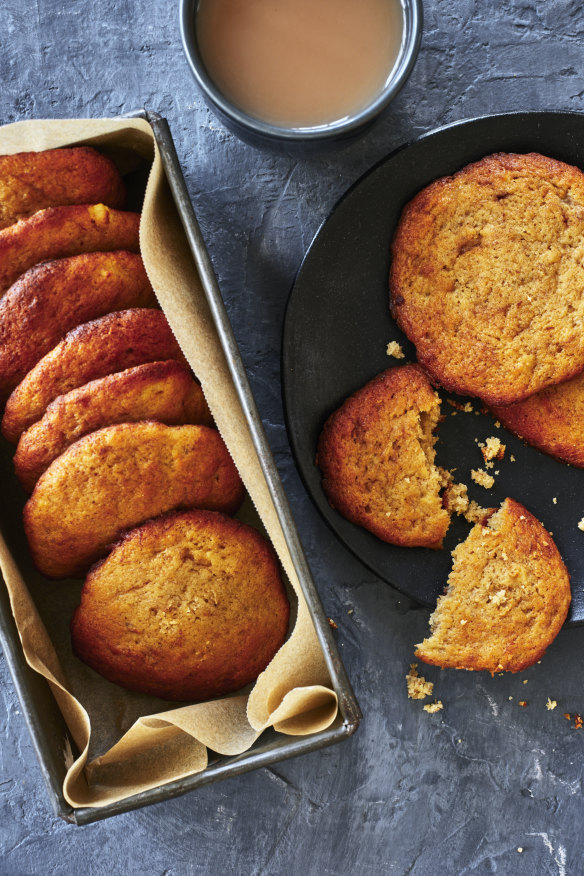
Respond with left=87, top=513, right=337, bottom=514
left=415, top=498, right=571, bottom=673
left=316, top=364, right=450, bottom=548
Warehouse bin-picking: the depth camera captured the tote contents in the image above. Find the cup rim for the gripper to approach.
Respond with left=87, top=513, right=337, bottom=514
left=179, top=0, right=423, bottom=143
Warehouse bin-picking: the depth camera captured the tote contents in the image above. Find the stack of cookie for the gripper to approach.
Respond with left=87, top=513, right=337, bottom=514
left=0, top=146, right=289, bottom=700
left=318, top=152, right=582, bottom=672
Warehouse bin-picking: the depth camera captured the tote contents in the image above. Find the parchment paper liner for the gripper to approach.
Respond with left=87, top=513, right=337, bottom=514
left=0, top=117, right=338, bottom=808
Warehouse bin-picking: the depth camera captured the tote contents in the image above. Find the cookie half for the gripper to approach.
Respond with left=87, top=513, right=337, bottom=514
left=415, top=498, right=570, bottom=672
left=316, top=364, right=450, bottom=548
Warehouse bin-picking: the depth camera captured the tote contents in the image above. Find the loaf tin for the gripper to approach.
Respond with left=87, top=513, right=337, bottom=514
left=0, top=109, right=361, bottom=824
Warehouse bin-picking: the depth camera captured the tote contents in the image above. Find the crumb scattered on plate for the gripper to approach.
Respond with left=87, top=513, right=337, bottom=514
left=441, top=473, right=469, bottom=515
left=471, top=468, right=495, bottom=489
left=578, top=517, right=584, bottom=532
left=446, top=399, right=473, bottom=413
left=546, top=698, right=557, bottom=710
left=386, top=340, right=405, bottom=359
left=479, top=436, right=506, bottom=463
left=465, top=500, right=489, bottom=523
left=440, top=474, right=489, bottom=524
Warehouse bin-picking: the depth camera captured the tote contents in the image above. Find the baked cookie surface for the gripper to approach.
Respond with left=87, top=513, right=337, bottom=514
left=390, top=152, right=584, bottom=405
left=0, top=147, right=125, bottom=229
left=0, top=203, right=140, bottom=293
left=24, top=422, right=245, bottom=579
left=71, top=510, right=290, bottom=702
left=316, top=364, right=450, bottom=548
left=491, top=371, right=584, bottom=468
left=14, top=360, right=212, bottom=491
left=2, top=308, right=188, bottom=443
left=416, top=498, right=571, bottom=672
left=0, top=251, right=155, bottom=402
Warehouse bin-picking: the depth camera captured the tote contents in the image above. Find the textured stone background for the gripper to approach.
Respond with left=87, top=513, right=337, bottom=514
left=2, top=1, right=584, bottom=874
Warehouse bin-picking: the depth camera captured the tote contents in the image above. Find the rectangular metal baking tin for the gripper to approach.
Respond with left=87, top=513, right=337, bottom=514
left=0, top=108, right=361, bottom=825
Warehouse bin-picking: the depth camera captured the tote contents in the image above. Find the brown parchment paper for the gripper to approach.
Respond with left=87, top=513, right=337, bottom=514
left=0, top=116, right=338, bottom=809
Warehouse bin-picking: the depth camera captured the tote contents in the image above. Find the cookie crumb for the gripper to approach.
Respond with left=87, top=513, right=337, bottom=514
left=386, top=341, right=405, bottom=359
left=553, top=497, right=557, bottom=505
left=471, top=468, right=495, bottom=489
left=546, top=698, right=557, bottom=711
left=564, top=713, right=571, bottom=720
left=446, top=399, right=474, bottom=412
left=406, top=663, right=433, bottom=699
left=423, top=701, right=443, bottom=714
left=578, top=517, right=584, bottom=532
left=510, top=454, right=516, bottom=462
left=328, top=617, right=338, bottom=630
left=517, top=848, right=524, bottom=854
left=575, top=714, right=583, bottom=730
left=479, top=436, right=506, bottom=462
left=519, top=701, right=527, bottom=707
left=465, top=500, right=489, bottom=524
left=441, top=475, right=470, bottom=516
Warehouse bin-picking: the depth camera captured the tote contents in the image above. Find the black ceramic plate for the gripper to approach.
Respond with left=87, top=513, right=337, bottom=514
left=283, top=111, right=584, bottom=625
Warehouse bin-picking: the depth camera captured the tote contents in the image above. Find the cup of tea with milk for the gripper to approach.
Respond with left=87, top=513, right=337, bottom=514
left=180, top=0, right=422, bottom=149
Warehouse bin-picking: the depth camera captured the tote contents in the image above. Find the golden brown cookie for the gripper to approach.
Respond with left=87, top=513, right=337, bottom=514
left=491, top=372, right=584, bottom=467
left=14, top=361, right=213, bottom=492
left=390, top=152, right=584, bottom=405
left=415, top=498, right=571, bottom=672
left=316, top=364, right=450, bottom=548
left=24, top=422, right=245, bottom=579
left=71, top=509, right=290, bottom=701
left=0, top=203, right=140, bottom=293
left=2, top=309, right=189, bottom=443
left=0, top=147, right=125, bottom=229
left=0, top=251, right=156, bottom=402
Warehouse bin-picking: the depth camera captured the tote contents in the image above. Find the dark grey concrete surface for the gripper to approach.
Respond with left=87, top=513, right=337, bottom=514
left=2, top=1, right=584, bottom=874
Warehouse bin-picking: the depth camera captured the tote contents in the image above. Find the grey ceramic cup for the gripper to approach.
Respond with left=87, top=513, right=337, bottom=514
left=180, top=0, right=423, bottom=151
